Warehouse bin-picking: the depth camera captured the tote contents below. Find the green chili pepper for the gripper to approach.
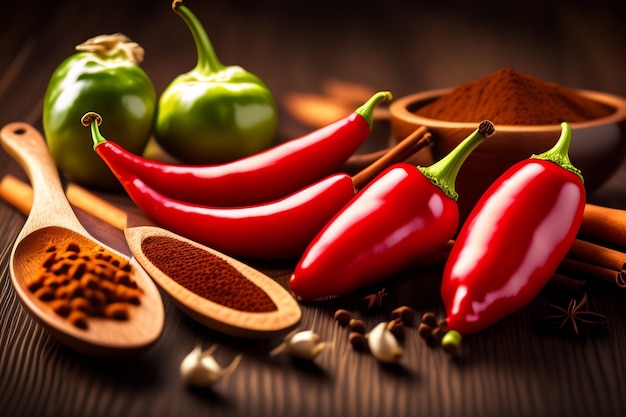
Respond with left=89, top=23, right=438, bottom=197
left=43, top=33, right=156, bottom=190
left=154, top=0, right=278, bottom=164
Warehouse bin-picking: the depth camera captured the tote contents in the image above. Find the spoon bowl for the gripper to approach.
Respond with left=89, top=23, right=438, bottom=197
left=124, top=216, right=302, bottom=338
left=0, top=174, right=302, bottom=339
left=0, top=122, right=164, bottom=357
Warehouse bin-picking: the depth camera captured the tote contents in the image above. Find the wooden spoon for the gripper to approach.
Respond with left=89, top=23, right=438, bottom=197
left=123, top=215, right=302, bottom=338
left=0, top=122, right=164, bottom=357
left=0, top=175, right=302, bottom=339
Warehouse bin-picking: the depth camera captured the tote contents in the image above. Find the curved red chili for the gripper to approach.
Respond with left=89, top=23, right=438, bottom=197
left=116, top=169, right=355, bottom=259
left=440, top=122, right=586, bottom=352
left=82, top=91, right=391, bottom=207
left=83, top=113, right=431, bottom=260
left=289, top=121, right=495, bottom=301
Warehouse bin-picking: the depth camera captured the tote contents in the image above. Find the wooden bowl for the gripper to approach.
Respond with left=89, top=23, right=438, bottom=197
left=389, top=88, right=626, bottom=222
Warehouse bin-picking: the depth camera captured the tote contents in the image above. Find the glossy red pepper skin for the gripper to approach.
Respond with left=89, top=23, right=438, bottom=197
left=290, top=163, right=459, bottom=300
left=290, top=122, right=494, bottom=301
left=95, top=91, right=391, bottom=207
left=441, top=122, right=586, bottom=338
left=110, top=163, right=356, bottom=260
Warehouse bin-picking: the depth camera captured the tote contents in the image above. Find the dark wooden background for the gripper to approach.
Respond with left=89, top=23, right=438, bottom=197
left=1, top=1, right=626, bottom=416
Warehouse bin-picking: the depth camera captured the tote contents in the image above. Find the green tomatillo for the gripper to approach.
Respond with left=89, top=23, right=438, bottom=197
left=154, top=0, right=278, bottom=164
left=43, top=33, right=156, bottom=190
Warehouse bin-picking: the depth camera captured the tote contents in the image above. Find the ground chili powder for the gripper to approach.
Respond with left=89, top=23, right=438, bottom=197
left=416, top=67, right=614, bottom=125
left=141, top=235, right=277, bottom=313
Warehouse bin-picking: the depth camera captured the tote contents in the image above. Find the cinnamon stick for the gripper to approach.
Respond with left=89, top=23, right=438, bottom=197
left=0, top=174, right=126, bottom=231
left=546, top=273, right=587, bottom=293
left=0, top=174, right=31, bottom=216
left=342, top=148, right=389, bottom=175
left=567, top=238, right=626, bottom=274
left=352, top=126, right=431, bottom=189
left=66, top=184, right=127, bottom=231
left=283, top=81, right=391, bottom=129
left=580, top=203, right=626, bottom=249
left=557, top=256, right=621, bottom=287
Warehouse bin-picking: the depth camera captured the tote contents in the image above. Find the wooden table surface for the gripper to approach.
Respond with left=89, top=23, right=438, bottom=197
left=1, top=1, right=626, bottom=416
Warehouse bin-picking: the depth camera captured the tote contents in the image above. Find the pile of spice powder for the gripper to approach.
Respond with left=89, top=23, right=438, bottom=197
left=28, top=241, right=142, bottom=329
left=141, top=235, right=278, bottom=312
left=416, top=67, right=614, bottom=125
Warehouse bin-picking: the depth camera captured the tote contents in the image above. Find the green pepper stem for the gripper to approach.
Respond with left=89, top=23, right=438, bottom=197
left=172, top=0, right=224, bottom=74
left=531, top=122, right=583, bottom=183
left=419, top=120, right=495, bottom=201
left=355, top=91, right=393, bottom=129
left=80, top=112, right=106, bottom=149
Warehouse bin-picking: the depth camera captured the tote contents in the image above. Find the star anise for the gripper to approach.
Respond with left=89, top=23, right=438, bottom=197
left=362, top=288, right=389, bottom=309
left=544, top=292, right=607, bottom=335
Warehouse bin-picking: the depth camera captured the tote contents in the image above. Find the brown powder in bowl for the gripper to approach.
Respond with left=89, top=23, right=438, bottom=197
left=415, top=67, right=614, bottom=125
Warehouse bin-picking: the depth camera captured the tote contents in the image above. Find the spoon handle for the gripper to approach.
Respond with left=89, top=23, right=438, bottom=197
left=0, top=122, right=85, bottom=234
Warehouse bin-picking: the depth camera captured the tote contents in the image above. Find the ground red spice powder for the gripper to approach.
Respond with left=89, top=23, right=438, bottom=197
left=141, top=235, right=277, bottom=313
left=416, top=67, right=614, bottom=125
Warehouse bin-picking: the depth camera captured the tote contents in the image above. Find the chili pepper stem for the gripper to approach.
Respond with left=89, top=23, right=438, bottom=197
left=531, top=122, right=583, bottom=183
left=172, top=0, right=224, bottom=74
left=418, top=120, right=495, bottom=201
left=352, top=127, right=431, bottom=189
left=355, top=91, right=393, bottom=129
left=81, top=112, right=105, bottom=148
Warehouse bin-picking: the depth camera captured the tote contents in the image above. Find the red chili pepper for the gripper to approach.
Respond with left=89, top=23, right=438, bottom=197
left=289, top=121, right=495, bottom=301
left=83, top=113, right=430, bottom=260
left=83, top=91, right=391, bottom=207
left=439, top=122, right=585, bottom=353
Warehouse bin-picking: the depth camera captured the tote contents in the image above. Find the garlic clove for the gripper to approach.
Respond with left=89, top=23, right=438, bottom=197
left=269, top=329, right=332, bottom=360
left=180, top=344, right=241, bottom=387
left=367, top=321, right=404, bottom=364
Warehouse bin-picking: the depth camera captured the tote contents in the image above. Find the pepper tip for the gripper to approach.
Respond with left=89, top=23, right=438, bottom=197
left=172, top=0, right=182, bottom=11
left=441, top=329, right=462, bottom=357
